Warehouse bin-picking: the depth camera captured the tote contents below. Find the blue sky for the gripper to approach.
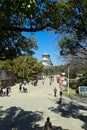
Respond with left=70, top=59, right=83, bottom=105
left=22, top=30, right=62, bottom=66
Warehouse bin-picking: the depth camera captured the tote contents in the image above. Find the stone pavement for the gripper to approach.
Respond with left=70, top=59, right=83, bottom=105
left=0, top=76, right=87, bottom=130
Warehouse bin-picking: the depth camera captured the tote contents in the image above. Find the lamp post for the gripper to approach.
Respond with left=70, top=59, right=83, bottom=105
left=67, top=64, right=70, bottom=95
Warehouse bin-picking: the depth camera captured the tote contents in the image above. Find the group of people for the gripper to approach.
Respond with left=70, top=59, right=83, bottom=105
left=19, top=79, right=39, bottom=93
left=54, top=74, right=63, bottom=104
left=19, top=81, right=28, bottom=93
left=43, top=75, right=63, bottom=129
left=44, top=75, right=63, bottom=130
left=53, top=87, right=62, bottom=104
left=42, top=74, right=63, bottom=104
left=0, top=86, right=11, bottom=96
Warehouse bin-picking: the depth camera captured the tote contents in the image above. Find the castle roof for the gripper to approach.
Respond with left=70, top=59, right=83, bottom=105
left=42, top=52, right=49, bottom=56
left=41, top=52, right=53, bottom=67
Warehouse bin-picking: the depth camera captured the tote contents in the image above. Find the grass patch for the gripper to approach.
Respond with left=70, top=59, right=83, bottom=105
left=62, top=87, right=78, bottom=98
left=62, top=87, right=87, bottom=98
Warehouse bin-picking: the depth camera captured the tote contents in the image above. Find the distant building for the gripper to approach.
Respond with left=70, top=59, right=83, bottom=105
left=41, top=52, right=53, bottom=68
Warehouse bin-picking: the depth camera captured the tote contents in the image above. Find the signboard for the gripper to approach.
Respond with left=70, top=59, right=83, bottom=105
left=79, top=86, right=87, bottom=96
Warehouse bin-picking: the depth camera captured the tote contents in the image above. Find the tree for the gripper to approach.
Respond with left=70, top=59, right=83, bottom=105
left=59, top=35, right=87, bottom=62
left=1, top=0, right=87, bottom=36
left=0, top=56, right=44, bottom=79
left=0, top=33, right=38, bottom=60
left=0, top=0, right=39, bottom=60
left=0, top=59, right=13, bottom=70
left=0, top=0, right=50, bottom=32
left=13, top=56, right=44, bottom=79
left=55, top=0, right=87, bottom=60
left=1, top=0, right=87, bottom=60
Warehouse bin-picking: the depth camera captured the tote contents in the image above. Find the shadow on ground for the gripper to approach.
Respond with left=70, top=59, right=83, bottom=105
left=0, top=106, right=67, bottom=130
left=0, top=106, right=44, bottom=130
left=48, top=99, right=87, bottom=130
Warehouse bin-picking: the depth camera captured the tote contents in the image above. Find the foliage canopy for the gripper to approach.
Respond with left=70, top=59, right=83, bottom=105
left=0, top=0, right=87, bottom=60
left=0, top=56, right=44, bottom=79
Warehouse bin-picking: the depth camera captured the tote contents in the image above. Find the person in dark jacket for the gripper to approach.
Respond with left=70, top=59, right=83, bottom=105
left=54, top=87, right=57, bottom=97
left=6, top=86, right=9, bottom=96
left=44, top=117, right=53, bottom=130
left=58, top=91, right=62, bottom=104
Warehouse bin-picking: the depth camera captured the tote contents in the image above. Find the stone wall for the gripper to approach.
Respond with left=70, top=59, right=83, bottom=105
left=0, top=70, right=15, bottom=87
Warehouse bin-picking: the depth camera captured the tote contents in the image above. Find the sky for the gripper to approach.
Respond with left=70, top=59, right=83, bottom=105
left=22, top=30, right=63, bottom=66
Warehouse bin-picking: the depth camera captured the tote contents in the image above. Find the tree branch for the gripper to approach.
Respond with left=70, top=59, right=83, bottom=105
left=2, top=24, right=50, bottom=32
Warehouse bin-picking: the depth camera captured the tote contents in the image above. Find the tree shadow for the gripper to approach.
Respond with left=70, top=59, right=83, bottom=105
left=48, top=99, right=87, bottom=130
left=0, top=106, right=69, bottom=130
left=0, top=106, right=44, bottom=130
left=53, top=126, right=69, bottom=130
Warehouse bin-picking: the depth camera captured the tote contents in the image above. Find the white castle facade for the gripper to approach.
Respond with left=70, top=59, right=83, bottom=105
left=41, top=53, right=53, bottom=68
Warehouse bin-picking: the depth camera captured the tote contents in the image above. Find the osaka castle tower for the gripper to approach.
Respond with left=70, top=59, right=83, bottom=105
left=41, top=52, right=53, bottom=68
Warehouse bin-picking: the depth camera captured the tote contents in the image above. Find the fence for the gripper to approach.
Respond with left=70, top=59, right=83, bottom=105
left=79, top=86, right=87, bottom=96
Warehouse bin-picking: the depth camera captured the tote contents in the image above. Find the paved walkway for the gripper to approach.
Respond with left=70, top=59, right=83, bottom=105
left=0, top=76, right=87, bottom=130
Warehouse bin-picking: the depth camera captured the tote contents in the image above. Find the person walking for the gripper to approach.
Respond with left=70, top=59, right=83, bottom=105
left=42, top=79, right=44, bottom=85
left=56, top=74, right=62, bottom=90
left=6, top=86, right=9, bottom=96
left=19, top=81, right=23, bottom=92
left=54, top=87, right=57, bottom=97
left=58, top=90, right=62, bottom=104
left=3, top=88, right=6, bottom=96
left=23, top=82, right=28, bottom=93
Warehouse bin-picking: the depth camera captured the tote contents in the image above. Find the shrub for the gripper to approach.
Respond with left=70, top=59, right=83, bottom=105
left=69, top=79, right=78, bottom=89
left=69, top=82, right=77, bottom=89
left=77, top=77, right=87, bottom=86
left=76, top=87, right=79, bottom=94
